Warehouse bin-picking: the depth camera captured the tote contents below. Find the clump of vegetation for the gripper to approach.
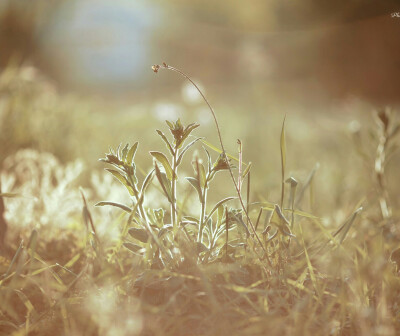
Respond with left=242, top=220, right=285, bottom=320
left=0, top=64, right=399, bottom=336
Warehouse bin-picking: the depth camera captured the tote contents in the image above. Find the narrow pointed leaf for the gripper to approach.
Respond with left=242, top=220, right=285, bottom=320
left=121, top=143, right=129, bottom=162
left=198, top=163, right=207, bottom=188
left=156, top=130, right=174, bottom=155
left=105, top=168, right=135, bottom=196
left=126, top=142, right=139, bottom=165
left=208, top=197, right=236, bottom=220
left=186, top=177, right=203, bottom=202
left=335, top=207, right=363, bottom=244
left=150, top=151, right=174, bottom=181
left=180, top=123, right=200, bottom=147
left=203, top=146, right=212, bottom=172
left=154, top=163, right=173, bottom=203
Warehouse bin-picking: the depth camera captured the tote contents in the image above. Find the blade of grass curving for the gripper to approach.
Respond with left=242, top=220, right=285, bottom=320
left=284, top=208, right=320, bottom=220
left=80, top=189, right=99, bottom=240
left=335, top=207, right=363, bottom=244
left=95, top=201, right=132, bottom=213
left=207, top=197, right=236, bottom=220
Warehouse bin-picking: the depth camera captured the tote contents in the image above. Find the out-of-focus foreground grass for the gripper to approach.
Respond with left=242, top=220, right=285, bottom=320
left=0, top=62, right=399, bottom=336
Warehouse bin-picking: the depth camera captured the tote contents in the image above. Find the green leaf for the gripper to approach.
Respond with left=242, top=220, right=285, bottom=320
left=203, top=146, right=212, bottom=173
left=186, top=177, right=203, bottom=203
left=179, top=123, right=200, bottom=148
left=150, top=151, right=174, bottom=181
left=105, top=168, right=135, bottom=196
left=156, top=130, right=174, bottom=155
left=192, top=161, right=207, bottom=188
left=198, top=163, right=207, bottom=188
left=116, top=143, right=122, bottom=160
left=95, top=201, right=132, bottom=213
left=176, top=137, right=203, bottom=166
left=208, top=197, right=236, bottom=221
left=121, top=143, right=129, bottom=162
left=166, top=120, right=174, bottom=129
left=154, top=163, right=173, bottom=203
left=126, top=142, right=139, bottom=165
left=128, top=228, right=149, bottom=243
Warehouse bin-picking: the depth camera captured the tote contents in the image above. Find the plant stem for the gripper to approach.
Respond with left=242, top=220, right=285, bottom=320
left=171, top=148, right=178, bottom=228
left=197, top=161, right=208, bottom=243
left=198, top=189, right=207, bottom=243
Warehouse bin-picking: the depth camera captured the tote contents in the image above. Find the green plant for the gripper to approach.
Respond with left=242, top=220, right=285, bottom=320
left=151, top=118, right=200, bottom=229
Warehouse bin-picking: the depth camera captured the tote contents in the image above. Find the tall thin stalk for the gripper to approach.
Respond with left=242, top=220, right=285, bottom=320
left=171, top=147, right=178, bottom=228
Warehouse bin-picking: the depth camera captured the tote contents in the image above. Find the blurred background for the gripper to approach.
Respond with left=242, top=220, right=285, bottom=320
left=1, top=0, right=400, bottom=215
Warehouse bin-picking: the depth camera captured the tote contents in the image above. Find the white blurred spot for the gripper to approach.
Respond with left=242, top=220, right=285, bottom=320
left=181, top=82, right=203, bottom=105
left=153, top=102, right=182, bottom=121
left=348, top=120, right=361, bottom=133
left=196, top=107, right=212, bottom=125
